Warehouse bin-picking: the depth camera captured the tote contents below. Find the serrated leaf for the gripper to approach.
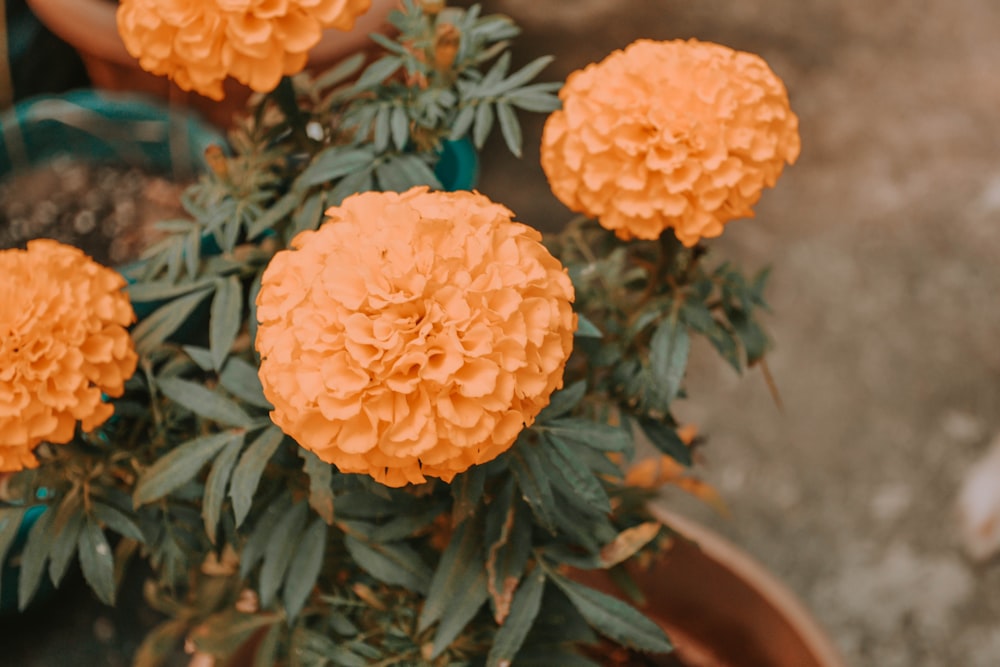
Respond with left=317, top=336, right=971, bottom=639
left=390, top=106, right=409, bottom=151
left=297, top=147, right=376, bottom=189
left=492, top=55, right=554, bottom=96
left=127, top=277, right=215, bottom=303
left=328, top=167, right=375, bottom=206
left=599, top=522, right=662, bottom=569
left=219, top=356, right=271, bottom=409
left=484, top=480, right=531, bottom=624
left=431, top=566, right=488, bottom=657
left=547, top=571, right=672, bottom=654
left=356, top=55, right=402, bottom=89
left=91, top=501, right=146, bottom=543
left=574, top=314, right=602, bottom=338
left=290, top=191, right=326, bottom=237
left=486, top=570, right=545, bottom=667
left=292, top=628, right=368, bottom=667
left=537, top=380, right=586, bottom=421
left=210, top=276, right=243, bottom=371
left=542, top=435, right=610, bottom=514
left=387, top=154, right=442, bottom=189
left=473, top=102, right=495, bottom=149
left=157, top=377, right=254, bottom=427
left=506, top=89, right=561, bottom=113
left=241, top=494, right=293, bottom=579
left=637, top=418, right=692, bottom=467
left=248, top=191, right=300, bottom=238
left=344, top=536, right=431, bottom=594
left=78, top=518, right=115, bottom=605
left=373, top=106, right=391, bottom=152
left=203, top=432, right=246, bottom=542
left=283, top=519, right=328, bottom=621
left=420, top=516, right=484, bottom=631
left=231, top=427, right=285, bottom=527
left=510, top=445, right=557, bottom=534
left=17, top=506, right=54, bottom=610
left=132, top=288, right=213, bottom=356
left=299, top=449, right=334, bottom=525
left=313, top=52, right=366, bottom=89
left=47, top=504, right=84, bottom=586
left=134, top=431, right=240, bottom=506
left=259, top=501, right=309, bottom=608
left=495, top=101, right=522, bottom=157
left=449, top=105, right=476, bottom=141
left=541, top=418, right=631, bottom=452
left=184, top=345, right=215, bottom=370
left=648, top=316, right=689, bottom=409
left=451, top=464, right=486, bottom=527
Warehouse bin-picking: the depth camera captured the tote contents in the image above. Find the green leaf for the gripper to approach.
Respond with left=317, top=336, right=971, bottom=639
left=47, top=504, right=84, bottom=586
left=390, top=106, right=409, bottom=151
left=451, top=464, right=486, bottom=528
left=247, top=191, right=300, bottom=238
left=496, top=101, right=522, bottom=157
left=203, top=432, right=246, bottom=542
left=547, top=571, right=672, bottom=654
left=184, top=227, right=200, bottom=279
left=127, top=277, right=215, bottom=303
left=209, top=276, right=243, bottom=372
left=132, top=288, right=213, bottom=356
left=241, top=494, right=293, bottom=579
left=253, top=623, right=283, bottom=667
left=486, top=570, right=546, bottom=667
left=541, top=418, right=631, bottom=452
left=231, top=427, right=285, bottom=527
left=484, top=480, right=531, bottom=624
left=134, top=431, right=240, bottom=507
left=91, top=501, right=146, bottom=543
left=386, top=154, right=443, bottom=189
left=449, top=105, right=476, bottom=141
left=637, top=418, right=692, bottom=467
left=356, top=55, right=403, bottom=89
left=18, top=507, right=54, bottom=610
left=492, top=55, right=554, bottom=96
left=431, top=566, right=488, bottom=657
left=510, top=444, right=557, bottom=534
left=283, top=518, right=328, bottom=621
left=291, top=628, right=368, bottom=667
left=219, top=357, right=271, bottom=409
left=183, top=345, right=215, bottom=370
left=344, top=536, right=431, bottom=594
left=373, top=106, right=391, bottom=153
left=290, top=191, right=327, bottom=237
left=157, top=377, right=254, bottom=427
left=78, top=518, right=115, bottom=605
left=473, top=101, right=495, bottom=149
left=259, top=501, right=309, bottom=609
left=542, top=434, right=611, bottom=514
left=648, top=316, right=689, bottom=409
left=730, top=309, right=768, bottom=365
left=328, top=167, right=375, bottom=206
left=574, top=314, right=603, bottom=338
left=537, top=380, right=586, bottom=421
left=297, top=147, right=376, bottom=189
left=299, top=449, right=334, bottom=525
left=313, top=52, right=366, bottom=89
left=420, top=516, right=485, bottom=631
left=0, top=507, right=26, bottom=601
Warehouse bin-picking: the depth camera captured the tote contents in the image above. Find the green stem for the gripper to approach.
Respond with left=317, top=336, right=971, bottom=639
left=272, top=77, right=311, bottom=148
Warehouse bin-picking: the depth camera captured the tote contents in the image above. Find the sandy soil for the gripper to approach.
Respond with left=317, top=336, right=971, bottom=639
left=473, top=1, right=1000, bottom=665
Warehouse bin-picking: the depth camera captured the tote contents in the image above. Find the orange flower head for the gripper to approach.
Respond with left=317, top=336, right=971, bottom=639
left=255, top=187, right=576, bottom=487
left=116, top=0, right=374, bottom=100
left=541, top=39, right=800, bottom=245
left=0, top=240, right=138, bottom=471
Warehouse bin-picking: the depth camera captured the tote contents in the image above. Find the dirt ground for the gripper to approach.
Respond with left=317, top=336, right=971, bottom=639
left=472, top=1, right=1000, bottom=665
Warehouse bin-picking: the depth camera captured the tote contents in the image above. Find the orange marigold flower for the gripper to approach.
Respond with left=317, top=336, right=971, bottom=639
left=0, top=240, right=137, bottom=471
left=255, top=187, right=576, bottom=487
left=541, top=39, right=801, bottom=246
left=116, top=0, right=373, bottom=100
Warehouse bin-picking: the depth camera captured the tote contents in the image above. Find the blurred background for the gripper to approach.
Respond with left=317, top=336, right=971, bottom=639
left=4, top=1, right=1000, bottom=665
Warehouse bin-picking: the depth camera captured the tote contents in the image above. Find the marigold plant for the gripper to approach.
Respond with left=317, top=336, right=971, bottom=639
left=256, top=187, right=576, bottom=487
left=0, top=4, right=801, bottom=665
left=116, top=0, right=373, bottom=99
left=541, top=38, right=801, bottom=245
left=0, top=240, right=136, bottom=471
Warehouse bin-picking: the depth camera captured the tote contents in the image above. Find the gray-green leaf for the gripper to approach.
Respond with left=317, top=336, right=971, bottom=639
left=134, top=431, right=241, bottom=506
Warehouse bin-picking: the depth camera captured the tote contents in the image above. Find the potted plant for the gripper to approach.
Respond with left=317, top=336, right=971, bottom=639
left=0, top=2, right=843, bottom=665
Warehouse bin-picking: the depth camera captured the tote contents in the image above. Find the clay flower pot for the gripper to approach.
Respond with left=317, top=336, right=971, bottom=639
left=578, top=507, right=847, bottom=667
left=24, top=0, right=398, bottom=128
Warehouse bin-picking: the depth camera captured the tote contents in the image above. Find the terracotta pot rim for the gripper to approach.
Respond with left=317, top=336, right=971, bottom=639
left=25, top=0, right=398, bottom=68
left=649, top=504, right=848, bottom=667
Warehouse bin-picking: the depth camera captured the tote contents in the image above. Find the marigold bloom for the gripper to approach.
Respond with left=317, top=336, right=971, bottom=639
left=255, top=187, right=576, bottom=487
left=541, top=39, right=801, bottom=245
left=0, top=240, right=137, bottom=471
left=117, top=0, right=373, bottom=100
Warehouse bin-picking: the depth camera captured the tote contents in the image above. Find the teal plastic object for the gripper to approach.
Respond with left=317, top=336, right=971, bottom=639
left=0, top=89, right=226, bottom=179
left=436, top=137, right=479, bottom=191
